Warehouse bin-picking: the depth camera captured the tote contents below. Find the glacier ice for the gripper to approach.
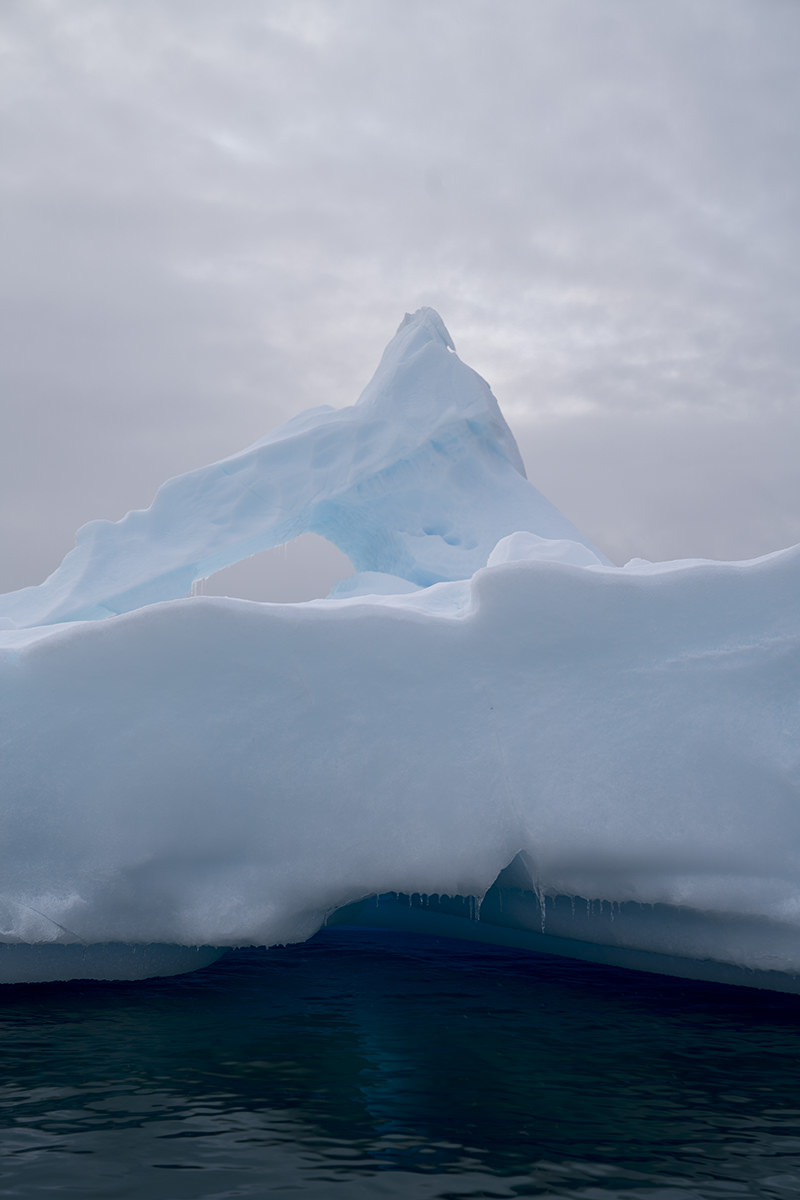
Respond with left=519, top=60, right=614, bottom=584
left=0, top=308, right=799, bottom=989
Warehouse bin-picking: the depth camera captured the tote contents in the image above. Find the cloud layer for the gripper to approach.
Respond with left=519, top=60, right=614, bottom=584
left=2, top=0, right=799, bottom=595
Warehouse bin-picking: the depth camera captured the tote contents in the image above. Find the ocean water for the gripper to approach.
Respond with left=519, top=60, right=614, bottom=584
left=2, top=929, right=800, bottom=1199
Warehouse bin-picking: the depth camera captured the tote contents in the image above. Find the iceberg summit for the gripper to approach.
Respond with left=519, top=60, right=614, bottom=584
left=1, top=308, right=799, bottom=990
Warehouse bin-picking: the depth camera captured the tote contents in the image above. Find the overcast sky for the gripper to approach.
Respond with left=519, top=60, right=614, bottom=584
left=2, top=0, right=799, bottom=600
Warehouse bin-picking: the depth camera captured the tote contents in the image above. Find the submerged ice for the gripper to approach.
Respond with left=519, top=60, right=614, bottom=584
left=0, top=309, right=798, bottom=987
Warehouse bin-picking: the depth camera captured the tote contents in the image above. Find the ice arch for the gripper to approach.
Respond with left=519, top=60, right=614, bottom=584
left=0, top=308, right=604, bottom=629
left=201, top=532, right=354, bottom=604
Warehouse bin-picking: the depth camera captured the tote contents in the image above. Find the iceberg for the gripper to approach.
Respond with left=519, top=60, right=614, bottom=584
left=1, top=309, right=798, bottom=990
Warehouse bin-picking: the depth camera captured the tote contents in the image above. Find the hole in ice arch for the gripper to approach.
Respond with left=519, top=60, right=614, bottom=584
left=202, top=532, right=353, bottom=603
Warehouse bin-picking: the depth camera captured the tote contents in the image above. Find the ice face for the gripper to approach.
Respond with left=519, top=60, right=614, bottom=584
left=0, top=309, right=798, bottom=988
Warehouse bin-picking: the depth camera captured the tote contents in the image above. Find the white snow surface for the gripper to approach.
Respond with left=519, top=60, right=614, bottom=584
left=1, top=308, right=799, bottom=981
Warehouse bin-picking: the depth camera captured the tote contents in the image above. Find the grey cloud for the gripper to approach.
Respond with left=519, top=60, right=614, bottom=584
left=1, top=0, right=799, bottom=594
left=518, top=406, right=800, bottom=566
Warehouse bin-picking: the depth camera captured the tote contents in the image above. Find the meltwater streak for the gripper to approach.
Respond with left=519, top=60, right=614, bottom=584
left=3, top=932, right=800, bottom=1200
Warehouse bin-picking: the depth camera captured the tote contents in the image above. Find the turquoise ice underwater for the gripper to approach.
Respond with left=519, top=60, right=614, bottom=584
left=0, top=308, right=798, bottom=990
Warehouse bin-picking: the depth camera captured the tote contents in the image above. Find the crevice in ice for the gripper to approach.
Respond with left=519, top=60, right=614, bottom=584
left=10, top=899, right=89, bottom=947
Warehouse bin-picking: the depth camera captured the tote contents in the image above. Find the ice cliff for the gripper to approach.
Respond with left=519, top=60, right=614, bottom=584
left=1, top=309, right=798, bottom=989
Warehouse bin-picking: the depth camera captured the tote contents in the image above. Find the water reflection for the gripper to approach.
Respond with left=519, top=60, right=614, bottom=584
left=2, top=929, right=800, bottom=1197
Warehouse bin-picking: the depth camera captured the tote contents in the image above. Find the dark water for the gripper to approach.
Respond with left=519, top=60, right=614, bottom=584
left=2, top=930, right=800, bottom=1198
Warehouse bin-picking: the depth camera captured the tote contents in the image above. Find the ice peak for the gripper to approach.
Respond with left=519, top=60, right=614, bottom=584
left=361, top=307, right=458, bottom=397
left=396, top=307, right=456, bottom=352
